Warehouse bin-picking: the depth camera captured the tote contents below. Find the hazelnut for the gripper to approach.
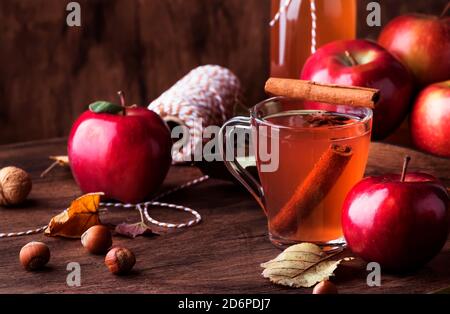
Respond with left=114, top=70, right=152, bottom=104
left=312, top=280, right=338, bottom=294
left=81, top=225, right=112, bottom=254
left=19, top=241, right=50, bottom=271
left=105, top=247, right=136, bottom=275
left=0, top=166, right=32, bottom=206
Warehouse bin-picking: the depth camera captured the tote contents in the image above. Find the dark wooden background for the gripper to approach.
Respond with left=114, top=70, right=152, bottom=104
left=0, top=0, right=448, bottom=144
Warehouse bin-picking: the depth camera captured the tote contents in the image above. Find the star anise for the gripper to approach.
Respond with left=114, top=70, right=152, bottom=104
left=304, top=113, right=350, bottom=127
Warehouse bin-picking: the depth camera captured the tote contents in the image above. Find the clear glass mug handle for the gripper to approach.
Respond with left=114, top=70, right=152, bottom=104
left=219, top=116, right=266, bottom=215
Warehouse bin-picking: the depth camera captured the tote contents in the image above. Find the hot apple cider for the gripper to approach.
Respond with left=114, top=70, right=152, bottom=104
left=256, top=110, right=371, bottom=245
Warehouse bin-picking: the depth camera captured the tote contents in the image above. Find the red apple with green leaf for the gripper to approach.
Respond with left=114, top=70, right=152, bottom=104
left=410, top=80, right=450, bottom=158
left=68, top=92, right=172, bottom=203
left=300, top=39, right=413, bottom=140
left=342, top=157, right=449, bottom=272
left=378, top=7, right=450, bottom=86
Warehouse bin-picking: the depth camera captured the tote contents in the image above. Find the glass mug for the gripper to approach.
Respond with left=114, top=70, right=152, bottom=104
left=219, top=97, right=372, bottom=247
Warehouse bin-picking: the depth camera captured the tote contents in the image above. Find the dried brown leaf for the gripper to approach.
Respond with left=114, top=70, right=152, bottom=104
left=50, top=155, right=69, bottom=165
left=115, top=222, right=157, bottom=238
left=44, top=192, right=103, bottom=238
left=261, top=243, right=353, bottom=288
left=41, top=155, right=70, bottom=177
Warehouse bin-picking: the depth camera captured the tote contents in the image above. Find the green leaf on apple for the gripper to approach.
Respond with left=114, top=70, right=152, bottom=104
left=89, top=101, right=124, bottom=114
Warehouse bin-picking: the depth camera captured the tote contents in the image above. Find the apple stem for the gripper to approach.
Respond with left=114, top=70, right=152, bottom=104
left=117, top=91, right=126, bottom=107
left=440, top=2, right=450, bottom=18
left=400, top=155, right=411, bottom=182
left=344, top=50, right=358, bottom=66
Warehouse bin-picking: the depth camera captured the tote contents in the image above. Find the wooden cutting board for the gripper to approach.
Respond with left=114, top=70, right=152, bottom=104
left=0, top=138, right=448, bottom=293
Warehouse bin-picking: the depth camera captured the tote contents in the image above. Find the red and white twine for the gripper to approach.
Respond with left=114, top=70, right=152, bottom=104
left=270, top=0, right=317, bottom=54
left=269, top=0, right=292, bottom=27
left=0, top=175, right=209, bottom=238
left=148, top=65, right=241, bottom=163
left=309, top=0, right=317, bottom=54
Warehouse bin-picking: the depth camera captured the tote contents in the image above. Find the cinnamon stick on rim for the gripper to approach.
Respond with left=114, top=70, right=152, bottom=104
left=270, top=144, right=353, bottom=235
left=265, top=78, right=379, bottom=109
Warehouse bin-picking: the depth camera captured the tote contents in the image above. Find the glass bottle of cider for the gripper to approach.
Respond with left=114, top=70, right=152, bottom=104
left=270, top=0, right=357, bottom=78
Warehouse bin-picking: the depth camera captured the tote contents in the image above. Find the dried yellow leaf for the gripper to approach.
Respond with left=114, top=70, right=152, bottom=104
left=41, top=155, right=70, bottom=177
left=44, top=192, right=103, bottom=238
left=50, top=155, right=69, bottom=165
left=261, top=243, right=353, bottom=288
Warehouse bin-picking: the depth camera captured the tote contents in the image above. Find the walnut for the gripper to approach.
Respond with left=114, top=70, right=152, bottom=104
left=0, top=166, right=32, bottom=206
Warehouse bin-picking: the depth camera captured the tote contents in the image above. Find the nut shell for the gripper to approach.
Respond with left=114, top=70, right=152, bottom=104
left=19, top=241, right=50, bottom=271
left=105, top=247, right=136, bottom=275
left=312, top=280, right=338, bottom=294
left=81, top=225, right=112, bottom=254
left=0, top=166, right=32, bottom=206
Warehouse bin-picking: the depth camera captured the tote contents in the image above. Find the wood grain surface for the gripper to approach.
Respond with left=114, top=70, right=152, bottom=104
left=1, top=0, right=448, bottom=144
left=0, top=138, right=448, bottom=293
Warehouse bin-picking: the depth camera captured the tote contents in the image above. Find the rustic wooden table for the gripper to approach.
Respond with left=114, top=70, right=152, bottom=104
left=0, top=138, right=448, bottom=293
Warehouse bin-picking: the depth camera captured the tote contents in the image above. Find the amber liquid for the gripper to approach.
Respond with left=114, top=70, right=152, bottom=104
left=271, top=0, right=356, bottom=78
left=256, top=111, right=370, bottom=244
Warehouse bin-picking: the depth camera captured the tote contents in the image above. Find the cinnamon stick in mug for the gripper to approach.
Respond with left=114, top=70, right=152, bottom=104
left=270, top=144, right=353, bottom=235
left=265, top=78, right=379, bottom=109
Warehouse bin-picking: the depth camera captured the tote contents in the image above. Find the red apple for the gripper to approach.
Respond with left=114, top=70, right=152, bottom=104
left=378, top=13, right=450, bottom=86
left=68, top=94, right=172, bottom=203
left=300, top=39, right=413, bottom=140
left=342, top=157, right=449, bottom=272
left=410, top=80, right=450, bottom=158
